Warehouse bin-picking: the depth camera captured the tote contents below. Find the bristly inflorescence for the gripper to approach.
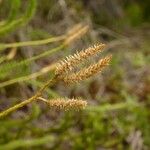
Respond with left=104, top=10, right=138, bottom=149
left=63, top=55, right=112, bottom=84
left=0, top=42, right=111, bottom=117
left=55, top=43, right=112, bottom=84
left=55, top=43, right=106, bottom=76
left=45, top=98, right=87, bottom=111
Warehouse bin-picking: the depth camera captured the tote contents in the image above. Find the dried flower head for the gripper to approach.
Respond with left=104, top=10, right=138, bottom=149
left=63, top=55, right=112, bottom=84
left=55, top=43, right=105, bottom=76
left=45, top=98, right=87, bottom=111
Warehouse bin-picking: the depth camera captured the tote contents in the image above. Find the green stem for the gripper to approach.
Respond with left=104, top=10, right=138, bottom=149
left=38, top=97, right=48, bottom=103
left=0, top=94, right=40, bottom=118
left=0, top=44, right=65, bottom=74
left=0, top=35, right=65, bottom=50
left=0, top=135, right=55, bottom=150
left=86, top=101, right=138, bottom=112
left=0, top=78, right=57, bottom=118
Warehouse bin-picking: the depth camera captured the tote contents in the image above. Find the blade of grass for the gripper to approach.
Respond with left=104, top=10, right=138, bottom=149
left=86, top=101, right=139, bottom=112
left=0, top=44, right=65, bottom=76
left=0, top=0, right=37, bottom=36
left=0, top=63, right=56, bottom=88
left=0, top=35, right=65, bottom=50
left=0, top=135, right=55, bottom=150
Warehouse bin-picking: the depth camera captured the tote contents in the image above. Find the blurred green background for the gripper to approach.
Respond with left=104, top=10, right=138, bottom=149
left=0, top=0, right=149, bottom=149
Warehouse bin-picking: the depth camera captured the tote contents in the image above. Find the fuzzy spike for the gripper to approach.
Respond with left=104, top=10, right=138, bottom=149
left=55, top=43, right=106, bottom=76
left=46, top=98, right=87, bottom=111
left=63, top=55, right=112, bottom=84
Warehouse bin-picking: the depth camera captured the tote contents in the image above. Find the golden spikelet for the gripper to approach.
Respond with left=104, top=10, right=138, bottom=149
left=63, top=55, right=112, bottom=84
left=45, top=98, right=87, bottom=111
left=55, top=43, right=105, bottom=76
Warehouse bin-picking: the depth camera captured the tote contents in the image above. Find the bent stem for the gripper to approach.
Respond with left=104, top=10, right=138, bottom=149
left=38, top=97, right=48, bottom=103
left=0, top=77, right=58, bottom=118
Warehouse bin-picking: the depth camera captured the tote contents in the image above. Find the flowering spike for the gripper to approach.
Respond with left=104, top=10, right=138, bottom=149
left=46, top=98, right=87, bottom=111
left=63, top=55, right=112, bottom=84
left=55, top=43, right=106, bottom=76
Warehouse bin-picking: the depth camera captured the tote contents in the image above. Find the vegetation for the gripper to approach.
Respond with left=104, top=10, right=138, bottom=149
left=0, top=0, right=149, bottom=149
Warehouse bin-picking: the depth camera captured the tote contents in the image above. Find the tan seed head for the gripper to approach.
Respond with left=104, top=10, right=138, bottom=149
left=63, top=55, right=112, bottom=84
left=46, top=98, right=87, bottom=111
left=55, top=43, right=106, bottom=76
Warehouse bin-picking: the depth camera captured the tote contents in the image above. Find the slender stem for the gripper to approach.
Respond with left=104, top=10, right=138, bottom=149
left=12, top=44, right=65, bottom=67
left=0, top=63, right=56, bottom=88
left=0, top=94, right=40, bottom=118
left=86, top=101, right=138, bottom=112
left=0, top=35, right=65, bottom=50
left=38, top=97, right=48, bottom=103
left=0, top=77, right=58, bottom=118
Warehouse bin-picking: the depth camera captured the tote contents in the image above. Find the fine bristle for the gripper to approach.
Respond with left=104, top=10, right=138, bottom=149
left=55, top=43, right=106, bottom=76
left=46, top=98, right=87, bottom=111
left=63, top=55, right=112, bottom=84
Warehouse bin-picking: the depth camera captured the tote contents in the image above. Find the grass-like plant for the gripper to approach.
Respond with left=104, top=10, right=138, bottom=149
left=0, top=1, right=111, bottom=118
left=0, top=0, right=37, bottom=36
left=0, top=43, right=111, bottom=118
left=0, top=24, right=88, bottom=80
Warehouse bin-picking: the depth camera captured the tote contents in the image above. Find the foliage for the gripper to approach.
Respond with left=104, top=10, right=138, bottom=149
left=0, top=0, right=149, bottom=149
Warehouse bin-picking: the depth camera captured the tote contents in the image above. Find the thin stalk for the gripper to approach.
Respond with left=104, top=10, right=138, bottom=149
left=30, top=80, right=60, bottom=98
left=0, top=44, right=65, bottom=73
left=0, top=77, right=58, bottom=118
left=25, top=44, right=65, bottom=62
left=86, top=101, right=138, bottom=112
left=0, top=35, right=65, bottom=50
left=0, top=63, right=56, bottom=88
left=38, top=97, right=48, bottom=103
left=0, top=94, right=40, bottom=118
left=0, top=135, right=55, bottom=150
